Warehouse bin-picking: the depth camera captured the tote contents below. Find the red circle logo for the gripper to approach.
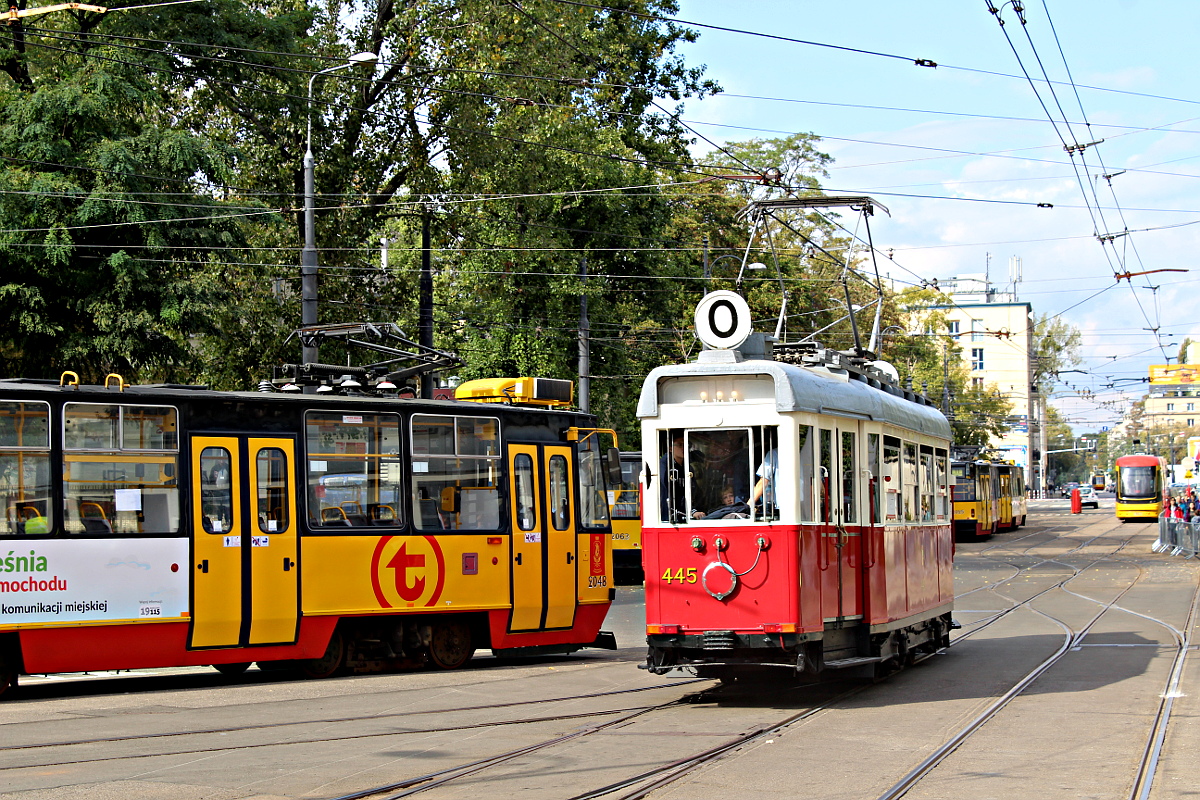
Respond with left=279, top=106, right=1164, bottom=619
left=370, top=535, right=446, bottom=608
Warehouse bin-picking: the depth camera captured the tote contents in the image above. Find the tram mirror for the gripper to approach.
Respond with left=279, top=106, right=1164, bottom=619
left=440, top=486, right=461, bottom=513
left=605, top=447, right=622, bottom=486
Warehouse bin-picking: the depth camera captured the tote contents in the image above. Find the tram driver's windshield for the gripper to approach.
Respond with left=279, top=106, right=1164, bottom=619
left=656, top=427, right=777, bottom=523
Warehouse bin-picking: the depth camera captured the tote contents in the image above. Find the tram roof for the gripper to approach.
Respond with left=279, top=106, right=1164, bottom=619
left=637, top=357, right=952, bottom=440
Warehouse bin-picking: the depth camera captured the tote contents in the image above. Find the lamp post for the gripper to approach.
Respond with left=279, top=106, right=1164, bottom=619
left=301, top=51, right=379, bottom=367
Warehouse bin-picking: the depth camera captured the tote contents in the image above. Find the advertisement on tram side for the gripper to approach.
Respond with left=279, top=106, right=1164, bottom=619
left=0, top=539, right=189, bottom=627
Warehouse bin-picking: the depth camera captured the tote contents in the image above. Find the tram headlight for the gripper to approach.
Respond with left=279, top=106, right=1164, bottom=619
left=691, top=536, right=705, bottom=552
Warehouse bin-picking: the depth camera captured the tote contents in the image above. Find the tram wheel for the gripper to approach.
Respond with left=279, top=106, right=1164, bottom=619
left=301, top=629, right=346, bottom=679
left=212, top=662, right=251, bottom=677
left=428, top=619, right=474, bottom=670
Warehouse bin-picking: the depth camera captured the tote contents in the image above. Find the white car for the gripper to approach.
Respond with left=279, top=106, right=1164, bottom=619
left=1076, top=485, right=1099, bottom=509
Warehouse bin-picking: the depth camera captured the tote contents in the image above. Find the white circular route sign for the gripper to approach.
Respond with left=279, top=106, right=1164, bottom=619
left=694, top=290, right=752, bottom=350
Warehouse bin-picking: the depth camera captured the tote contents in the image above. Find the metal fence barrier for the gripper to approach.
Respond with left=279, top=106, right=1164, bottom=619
left=1155, top=518, right=1200, bottom=557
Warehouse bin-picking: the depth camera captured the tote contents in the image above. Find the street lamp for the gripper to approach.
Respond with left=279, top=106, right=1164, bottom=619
left=301, top=51, right=379, bottom=367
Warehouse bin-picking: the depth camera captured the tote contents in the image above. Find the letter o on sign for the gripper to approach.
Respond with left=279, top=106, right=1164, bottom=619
left=694, top=291, right=752, bottom=350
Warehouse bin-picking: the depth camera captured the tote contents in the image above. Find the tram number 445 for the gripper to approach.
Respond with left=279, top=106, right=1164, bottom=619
left=661, top=568, right=697, bottom=584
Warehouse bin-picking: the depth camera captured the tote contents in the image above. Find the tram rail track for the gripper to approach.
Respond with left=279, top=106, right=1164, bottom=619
left=0, top=682, right=697, bottom=756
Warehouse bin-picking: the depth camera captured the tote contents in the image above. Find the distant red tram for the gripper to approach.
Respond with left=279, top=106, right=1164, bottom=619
left=639, top=292, right=955, bottom=680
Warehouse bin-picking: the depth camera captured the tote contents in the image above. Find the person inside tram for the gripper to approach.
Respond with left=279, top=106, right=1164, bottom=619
left=660, top=434, right=689, bottom=522
left=750, top=446, right=779, bottom=516
left=700, top=484, right=750, bottom=519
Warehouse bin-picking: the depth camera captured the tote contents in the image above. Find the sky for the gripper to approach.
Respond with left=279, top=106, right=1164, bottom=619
left=671, top=0, right=1200, bottom=433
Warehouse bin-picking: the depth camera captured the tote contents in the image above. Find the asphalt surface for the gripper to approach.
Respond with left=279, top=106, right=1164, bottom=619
left=2, top=501, right=1197, bottom=800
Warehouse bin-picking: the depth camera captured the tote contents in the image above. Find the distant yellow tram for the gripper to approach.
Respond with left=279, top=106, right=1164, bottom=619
left=952, top=460, right=998, bottom=540
left=1115, top=454, right=1165, bottom=521
left=951, top=460, right=1025, bottom=540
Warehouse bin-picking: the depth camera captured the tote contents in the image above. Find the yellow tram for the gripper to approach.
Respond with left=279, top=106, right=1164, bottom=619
left=1114, top=454, right=1166, bottom=521
left=0, top=373, right=619, bottom=695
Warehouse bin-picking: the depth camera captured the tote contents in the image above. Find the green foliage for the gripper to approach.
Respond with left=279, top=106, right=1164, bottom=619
left=1033, top=312, right=1082, bottom=395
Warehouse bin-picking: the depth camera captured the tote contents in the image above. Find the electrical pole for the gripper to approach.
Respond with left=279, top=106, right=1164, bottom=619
left=578, top=255, right=590, bottom=413
left=418, top=207, right=434, bottom=399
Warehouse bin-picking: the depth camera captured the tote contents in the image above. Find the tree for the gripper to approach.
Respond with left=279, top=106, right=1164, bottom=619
left=1033, top=313, right=1083, bottom=395
left=1045, top=405, right=1084, bottom=484
left=0, top=2, right=286, bottom=380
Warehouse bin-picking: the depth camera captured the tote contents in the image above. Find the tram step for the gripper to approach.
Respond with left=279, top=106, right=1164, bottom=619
left=823, top=656, right=883, bottom=669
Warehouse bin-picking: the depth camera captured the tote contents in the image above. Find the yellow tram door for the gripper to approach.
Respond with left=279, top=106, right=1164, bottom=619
left=189, top=435, right=300, bottom=649
left=507, top=443, right=579, bottom=632
left=191, top=436, right=244, bottom=648
left=247, top=439, right=300, bottom=645
left=542, top=445, right=577, bottom=629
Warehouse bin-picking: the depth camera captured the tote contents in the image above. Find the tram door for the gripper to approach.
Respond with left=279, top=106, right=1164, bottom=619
left=824, top=427, right=863, bottom=622
left=508, top=443, right=578, bottom=632
left=190, top=435, right=300, bottom=649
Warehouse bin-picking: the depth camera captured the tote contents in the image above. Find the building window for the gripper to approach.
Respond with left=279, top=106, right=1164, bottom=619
left=971, top=319, right=985, bottom=341
left=1188, top=403, right=1194, bottom=411
left=971, top=348, right=984, bottom=370
left=972, top=377, right=984, bottom=387
left=947, top=320, right=960, bottom=338
left=1167, top=418, right=1175, bottom=426
left=1189, top=419, right=1195, bottom=427
left=1167, top=403, right=1175, bottom=411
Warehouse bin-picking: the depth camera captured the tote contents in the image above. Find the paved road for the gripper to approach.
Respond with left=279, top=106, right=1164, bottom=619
left=1, top=508, right=1197, bottom=800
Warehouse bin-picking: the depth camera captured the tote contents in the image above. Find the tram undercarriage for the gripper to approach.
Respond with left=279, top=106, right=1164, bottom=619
left=642, top=610, right=955, bottom=680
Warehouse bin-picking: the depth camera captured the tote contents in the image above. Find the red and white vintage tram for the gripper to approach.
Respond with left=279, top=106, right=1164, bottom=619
left=640, top=292, right=955, bottom=680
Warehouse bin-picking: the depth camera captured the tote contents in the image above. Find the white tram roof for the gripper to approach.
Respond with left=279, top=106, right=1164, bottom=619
left=637, top=356, right=952, bottom=440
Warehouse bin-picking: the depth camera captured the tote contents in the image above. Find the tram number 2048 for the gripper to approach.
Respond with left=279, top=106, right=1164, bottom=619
left=588, top=575, right=608, bottom=588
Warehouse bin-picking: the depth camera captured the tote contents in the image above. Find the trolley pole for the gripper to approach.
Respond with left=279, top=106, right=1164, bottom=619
left=578, top=255, right=590, bottom=413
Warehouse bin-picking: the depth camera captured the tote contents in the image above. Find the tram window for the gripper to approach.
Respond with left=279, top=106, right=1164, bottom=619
left=0, top=401, right=52, bottom=536
left=919, top=446, right=935, bottom=521
left=62, top=404, right=180, bottom=536
left=867, top=433, right=881, bottom=525
left=751, top=426, right=779, bottom=522
left=64, top=404, right=176, bottom=451
left=841, top=431, right=856, bottom=524
left=306, top=412, right=403, bottom=529
left=577, top=444, right=611, bottom=529
left=658, top=427, right=776, bottom=523
left=936, top=450, right=949, bottom=518
left=513, top=454, right=536, bottom=531
left=410, top=415, right=501, bottom=531
left=903, top=443, right=918, bottom=523
left=611, top=456, right=641, bottom=519
left=883, top=437, right=900, bottom=521
left=257, top=448, right=290, bottom=533
left=457, top=418, right=498, bottom=456
left=199, top=447, right=233, bottom=534
left=549, top=455, right=570, bottom=531
left=798, top=426, right=814, bottom=521
left=818, top=429, right=833, bottom=524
